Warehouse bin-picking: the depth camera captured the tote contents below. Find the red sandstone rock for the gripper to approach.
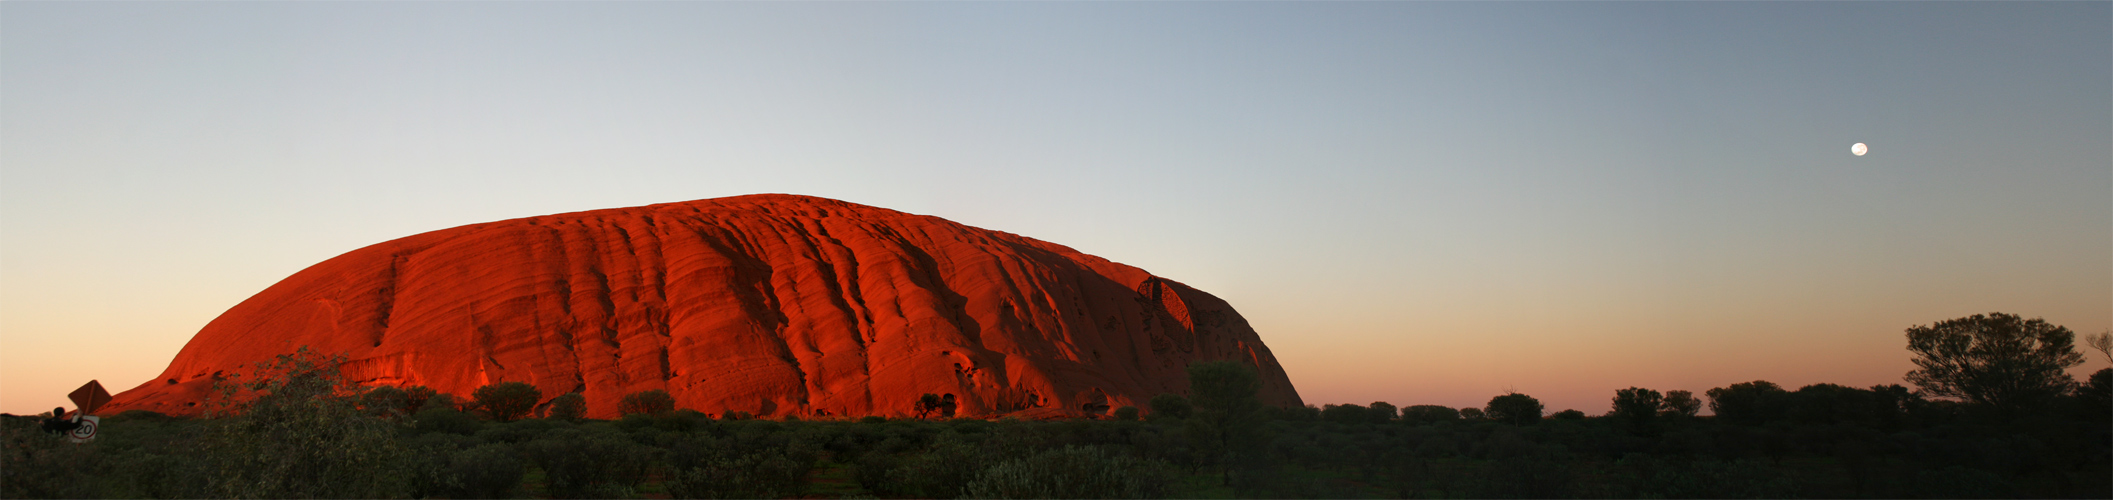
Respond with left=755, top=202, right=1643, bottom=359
left=103, top=195, right=1302, bottom=419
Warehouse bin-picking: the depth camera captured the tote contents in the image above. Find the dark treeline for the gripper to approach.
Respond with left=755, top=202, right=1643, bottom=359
left=4, top=313, right=2109, bottom=499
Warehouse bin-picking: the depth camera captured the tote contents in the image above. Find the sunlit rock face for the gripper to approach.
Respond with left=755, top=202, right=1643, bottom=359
left=104, top=195, right=1302, bottom=419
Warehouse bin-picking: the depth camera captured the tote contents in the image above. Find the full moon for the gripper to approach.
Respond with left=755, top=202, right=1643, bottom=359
left=1851, top=143, right=1868, bottom=156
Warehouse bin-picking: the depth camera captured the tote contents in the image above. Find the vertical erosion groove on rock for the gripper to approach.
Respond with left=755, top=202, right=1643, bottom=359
left=104, top=194, right=1302, bottom=419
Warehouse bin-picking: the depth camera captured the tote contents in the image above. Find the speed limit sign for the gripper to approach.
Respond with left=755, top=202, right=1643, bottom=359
left=66, top=415, right=99, bottom=443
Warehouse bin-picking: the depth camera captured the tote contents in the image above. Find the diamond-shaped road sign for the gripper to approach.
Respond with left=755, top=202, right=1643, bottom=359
left=69, top=380, right=112, bottom=415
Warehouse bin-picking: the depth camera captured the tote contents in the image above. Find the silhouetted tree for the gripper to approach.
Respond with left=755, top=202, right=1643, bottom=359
left=1113, top=406, right=1140, bottom=421
left=1552, top=409, right=1586, bottom=420
left=2085, top=330, right=2113, bottom=365
left=1458, top=407, right=1486, bottom=420
left=1367, top=401, right=1399, bottom=424
left=915, top=394, right=944, bottom=419
left=1400, top=405, right=1460, bottom=425
left=1609, top=387, right=1662, bottom=433
left=1707, top=380, right=1789, bottom=425
left=618, top=389, right=676, bottom=416
left=1787, top=383, right=1881, bottom=426
left=403, top=385, right=437, bottom=413
left=1149, top=393, right=1192, bottom=420
left=472, top=382, right=541, bottom=422
left=2077, top=368, right=2111, bottom=423
left=547, top=392, right=587, bottom=421
left=1661, top=390, right=1701, bottom=418
left=1321, top=403, right=1369, bottom=425
left=1484, top=393, right=1543, bottom=426
left=1905, top=312, right=2085, bottom=415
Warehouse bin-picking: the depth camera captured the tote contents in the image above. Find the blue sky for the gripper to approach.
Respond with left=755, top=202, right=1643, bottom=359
left=4, top=1, right=2107, bottom=415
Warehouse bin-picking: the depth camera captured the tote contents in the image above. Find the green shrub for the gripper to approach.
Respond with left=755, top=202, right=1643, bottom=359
left=1113, top=406, right=1140, bottom=421
left=414, top=405, right=483, bottom=435
left=666, top=450, right=813, bottom=499
left=871, top=436, right=986, bottom=498
left=964, top=445, right=1174, bottom=499
left=445, top=443, right=526, bottom=499
left=0, top=424, right=109, bottom=498
left=1148, top=394, right=1192, bottom=420
left=191, top=348, right=415, bottom=498
left=520, top=428, right=661, bottom=498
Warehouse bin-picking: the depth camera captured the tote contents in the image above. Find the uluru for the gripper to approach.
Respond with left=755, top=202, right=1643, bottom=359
left=103, top=194, right=1301, bottom=419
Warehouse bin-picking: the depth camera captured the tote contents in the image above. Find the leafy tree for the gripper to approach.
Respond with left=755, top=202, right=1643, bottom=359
left=547, top=392, right=587, bottom=421
left=1610, top=387, right=1663, bottom=432
left=1660, top=390, right=1702, bottom=418
left=1183, top=360, right=1267, bottom=485
left=472, top=382, right=542, bottom=422
left=1904, top=312, right=2085, bottom=414
left=1485, top=392, right=1543, bottom=426
left=1148, top=393, right=1192, bottom=420
left=1706, top=380, right=1789, bottom=425
left=1367, top=401, right=1399, bottom=424
left=1400, top=405, right=1461, bottom=425
left=1458, top=407, right=1486, bottom=420
left=618, top=389, right=676, bottom=416
left=1551, top=409, right=1587, bottom=420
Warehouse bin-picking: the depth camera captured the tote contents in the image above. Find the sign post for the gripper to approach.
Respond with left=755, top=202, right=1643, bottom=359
left=66, top=380, right=111, bottom=443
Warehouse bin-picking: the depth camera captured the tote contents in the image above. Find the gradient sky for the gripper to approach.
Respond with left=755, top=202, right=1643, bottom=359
left=3, top=2, right=2108, bottom=417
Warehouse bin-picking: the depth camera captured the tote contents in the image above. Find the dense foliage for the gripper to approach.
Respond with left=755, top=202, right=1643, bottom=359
left=3, top=312, right=2106, bottom=499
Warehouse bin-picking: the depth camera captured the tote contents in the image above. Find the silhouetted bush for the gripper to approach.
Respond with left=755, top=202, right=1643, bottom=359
left=471, top=382, right=541, bottom=422
left=1708, top=380, right=1790, bottom=425
left=1148, top=393, right=1192, bottom=420
left=1368, top=401, right=1399, bottom=423
left=1459, top=407, right=1487, bottom=420
left=1552, top=409, right=1587, bottom=420
left=547, top=392, right=587, bottom=421
left=619, top=389, right=677, bottom=417
left=964, top=445, right=1175, bottom=499
left=1485, top=393, right=1544, bottom=426
left=1661, top=390, right=1702, bottom=419
left=1610, top=387, right=1663, bottom=433
left=1322, top=403, right=1369, bottom=425
left=1113, top=406, right=1140, bottom=421
left=1401, top=405, right=1461, bottom=425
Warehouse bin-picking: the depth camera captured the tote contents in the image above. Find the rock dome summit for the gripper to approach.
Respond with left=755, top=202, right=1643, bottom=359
left=103, top=195, right=1302, bottom=419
